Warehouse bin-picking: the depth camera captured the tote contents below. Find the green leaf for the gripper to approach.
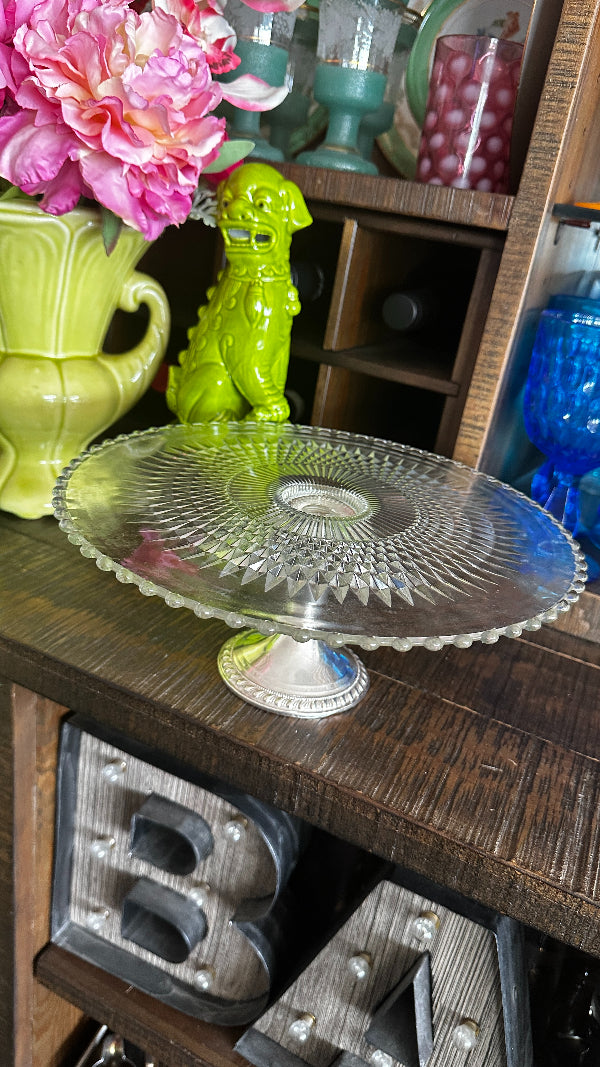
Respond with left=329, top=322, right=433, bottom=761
left=202, top=140, right=255, bottom=174
left=101, top=207, right=123, bottom=255
left=0, top=181, right=34, bottom=202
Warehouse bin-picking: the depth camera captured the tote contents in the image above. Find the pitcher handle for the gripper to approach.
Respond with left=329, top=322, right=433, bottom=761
left=99, top=269, right=170, bottom=421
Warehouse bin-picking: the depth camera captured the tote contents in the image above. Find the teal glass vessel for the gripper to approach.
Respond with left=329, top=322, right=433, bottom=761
left=264, top=5, right=319, bottom=160
left=220, top=0, right=297, bottom=162
left=296, top=0, right=404, bottom=174
left=220, top=41, right=289, bottom=161
left=298, top=65, right=387, bottom=173
left=357, top=100, right=395, bottom=164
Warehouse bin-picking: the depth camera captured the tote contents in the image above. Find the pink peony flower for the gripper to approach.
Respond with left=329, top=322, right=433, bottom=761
left=0, top=0, right=303, bottom=238
left=155, top=0, right=288, bottom=109
left=0, top=2, right=14, bottom=106
left=0, top=0, right=227, bottom=237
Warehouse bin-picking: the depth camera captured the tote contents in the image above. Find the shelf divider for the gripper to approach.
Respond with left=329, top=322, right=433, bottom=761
left=36, top=945, right=246, bottom=1067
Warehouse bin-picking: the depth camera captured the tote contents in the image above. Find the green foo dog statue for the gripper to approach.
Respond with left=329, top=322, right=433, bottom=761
left=167, top=162, right=312, bottom=424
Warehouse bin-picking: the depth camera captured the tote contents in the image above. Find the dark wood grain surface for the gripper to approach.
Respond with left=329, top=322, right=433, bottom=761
left=35, top=947, right=247, bottom=1067
left=1, top=511, right=599, bottom=960
left=281, top=165, right=514, bottom=232
left=1, top=8, right=598, bottom=1064
left=0, top=682, right=16, bottom=1064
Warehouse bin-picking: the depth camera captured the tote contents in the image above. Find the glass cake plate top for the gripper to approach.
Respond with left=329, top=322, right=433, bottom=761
left=53, top=421, right=586, bottom=652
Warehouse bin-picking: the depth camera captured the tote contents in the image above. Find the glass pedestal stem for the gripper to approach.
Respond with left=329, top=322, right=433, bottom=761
left=326, top=108, right=363, bottom=152
left=297, top=66, right=386, bottom=174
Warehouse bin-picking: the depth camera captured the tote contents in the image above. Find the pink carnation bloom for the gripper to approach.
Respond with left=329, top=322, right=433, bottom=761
left=0, top=0, right=227, bottom=237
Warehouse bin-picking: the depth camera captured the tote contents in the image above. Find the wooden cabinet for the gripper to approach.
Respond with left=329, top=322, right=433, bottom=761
left=140, top=169, right=512, bottom=457
left=452, top=0, right=600, bottom=629
left=4, top=1, right=600, bottom=1064
left=286, top=189, right=504, bottom=453
left=2, top=515, right=600, bottom=1067
left=454, top=0, right=600, bottom=476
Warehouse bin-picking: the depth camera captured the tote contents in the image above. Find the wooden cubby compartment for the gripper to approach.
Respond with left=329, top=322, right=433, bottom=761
left=287, top=206, right=504, bottom=454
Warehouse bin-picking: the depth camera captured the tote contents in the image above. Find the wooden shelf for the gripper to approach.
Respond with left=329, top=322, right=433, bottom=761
left=2, top=514, right=600, bottom=961
left=4, top=4, right=600, bottom=1062
left=35, top=947, right=245, bottom=1067
left=288, top=213, right=501, bottom=454
left=291, top=337, right=459, bottom=396
left=552, top=202, right=600, bottom=225
left=454, top=0, right=600, bottom=472
left=280, top=164, right=515, bottom=232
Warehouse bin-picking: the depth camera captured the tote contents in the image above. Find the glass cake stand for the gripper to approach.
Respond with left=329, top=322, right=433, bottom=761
left=53, top=422, right=586, bottom=718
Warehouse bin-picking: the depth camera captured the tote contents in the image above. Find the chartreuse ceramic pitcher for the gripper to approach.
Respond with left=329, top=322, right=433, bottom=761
left=0, top=201, right=170, bottom=518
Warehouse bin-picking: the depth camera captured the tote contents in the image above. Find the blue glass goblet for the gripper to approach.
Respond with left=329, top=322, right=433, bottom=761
left=523, top=304, right=600, bottom=532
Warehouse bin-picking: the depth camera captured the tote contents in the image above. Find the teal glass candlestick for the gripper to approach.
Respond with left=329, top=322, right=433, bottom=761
left=267, top=88, right=312, bottom=159
left=299, top=65, right=387, bottom=173
left=297, top=0, right=403, bottom=174
left=220, top=0, right=297, bottom=162
left=358, top=14, right=419, bottom=165
left=357, top=99, right=395, bottom=163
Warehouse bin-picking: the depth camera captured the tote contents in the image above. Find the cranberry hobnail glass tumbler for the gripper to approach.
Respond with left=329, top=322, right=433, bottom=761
left=416, top=34, right=523, bottom=193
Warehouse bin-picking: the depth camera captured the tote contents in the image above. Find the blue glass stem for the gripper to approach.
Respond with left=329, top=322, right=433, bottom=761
left=530, top=459, right=555, bottom=505
left=539, top=469, right=580, bottom=531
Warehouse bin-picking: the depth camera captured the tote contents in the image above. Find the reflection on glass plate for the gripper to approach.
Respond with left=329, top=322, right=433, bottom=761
left=53, top=422, right=585, bottom=650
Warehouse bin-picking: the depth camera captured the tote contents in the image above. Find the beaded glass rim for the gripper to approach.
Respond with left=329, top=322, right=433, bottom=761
left=52, top=423, right=587, bottom=653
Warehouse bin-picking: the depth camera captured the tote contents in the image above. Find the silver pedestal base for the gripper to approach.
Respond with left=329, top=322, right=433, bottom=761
left=218, top=630, right=370, bottom=717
